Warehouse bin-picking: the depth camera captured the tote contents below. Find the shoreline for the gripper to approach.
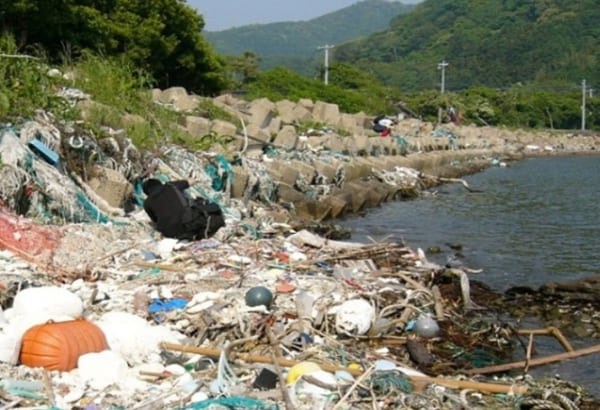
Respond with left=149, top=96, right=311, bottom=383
left=1, top=96, right=599, bottom=408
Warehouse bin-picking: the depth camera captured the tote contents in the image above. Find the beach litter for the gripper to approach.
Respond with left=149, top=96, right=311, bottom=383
left=0, top=92, right=599, bottom=409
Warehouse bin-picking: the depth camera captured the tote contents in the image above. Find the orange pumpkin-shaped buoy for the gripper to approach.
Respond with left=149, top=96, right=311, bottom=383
left=19, top=318, right=108, bottom=371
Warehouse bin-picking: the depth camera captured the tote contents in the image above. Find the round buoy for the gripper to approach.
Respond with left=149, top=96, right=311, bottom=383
left=414, top=314, right=440, bottom=338
left=245, top=286, right=273, bottom=307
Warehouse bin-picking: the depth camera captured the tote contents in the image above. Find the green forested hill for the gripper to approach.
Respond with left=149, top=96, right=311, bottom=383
left=334, top=0, right=600, bottom=93
left=204, top=0, right=415, bottom=74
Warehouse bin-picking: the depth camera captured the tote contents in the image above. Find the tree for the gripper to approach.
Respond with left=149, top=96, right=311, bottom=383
left=226, top=51, right=260, bottom=89
left=0, top=0, right=228, bottom=95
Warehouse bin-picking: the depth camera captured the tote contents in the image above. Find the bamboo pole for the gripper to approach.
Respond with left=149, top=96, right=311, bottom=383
left=160, top=342, right=356, bottom=375
left=431, top=285, right=445, bottom=321
left=465, top=342, right=600, bottom=376
left=517, top=327, right=574, bottom=352
left=160, top=342, right=528, bottom=395
left=524, top=332, right=534, bottom=373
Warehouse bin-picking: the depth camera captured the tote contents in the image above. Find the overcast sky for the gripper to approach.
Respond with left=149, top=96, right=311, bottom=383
left=188, top=0, right=420, bottom=31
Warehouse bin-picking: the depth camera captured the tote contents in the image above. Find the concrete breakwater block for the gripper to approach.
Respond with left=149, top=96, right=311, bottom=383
left=364, top=180, right=396, bottom=207
left=230, top=166, right=249, bottom=199
left=345, top=181, right=368, bottom=213
left=325, top=195, right=349, bottom=219
left=312, top=160, right=338, bottom=183
left=293, top=197, right=332, bottom=222
left=277, top=182, right=306, bottom=203
left=265, top=161, right=298, bottom=186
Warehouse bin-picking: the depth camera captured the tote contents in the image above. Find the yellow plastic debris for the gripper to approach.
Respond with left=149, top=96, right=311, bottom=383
left=286, top=361, right=322, bottom=384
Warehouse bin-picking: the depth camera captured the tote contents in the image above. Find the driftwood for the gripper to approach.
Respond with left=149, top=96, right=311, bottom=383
left=420, top=172, right=483, bottom=193
left=161, top=342, right=528, bottom=395
left=431, top=285, right=445, bottom=321
left=465, top=342, right=600, bottom=376
left=128, top=260, right=192, bottom=272
left=517, top=327, right=574, bottom=353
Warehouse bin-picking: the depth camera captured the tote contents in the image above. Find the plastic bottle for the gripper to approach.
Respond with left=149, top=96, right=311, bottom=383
left=295, top=291, right=314, bottom=320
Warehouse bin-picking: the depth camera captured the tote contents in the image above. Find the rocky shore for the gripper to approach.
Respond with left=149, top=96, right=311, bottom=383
left=0, top=87, right=599, bottom=409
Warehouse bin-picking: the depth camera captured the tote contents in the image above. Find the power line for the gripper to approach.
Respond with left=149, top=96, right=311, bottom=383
left=581, top=79, right=586, bottom=130
left=437, top=60, right=448, bottom=93
left=317, top=44, right=335, bottom=85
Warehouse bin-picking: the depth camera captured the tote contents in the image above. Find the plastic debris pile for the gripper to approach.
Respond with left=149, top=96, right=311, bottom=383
left=0, top=90, right=599, bottom=410
left=1, top=224, right=599, bottom=409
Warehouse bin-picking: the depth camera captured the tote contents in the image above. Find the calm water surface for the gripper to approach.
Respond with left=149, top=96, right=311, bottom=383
left=342, top=155, right=599, bottom=291
left=341, top=155, right=600, bottom=396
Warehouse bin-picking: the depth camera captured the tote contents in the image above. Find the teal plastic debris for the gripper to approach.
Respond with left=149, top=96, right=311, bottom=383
left=0, top=378, right=45, bottom=399
left=28, top=139, right=60, bottom=166
left=180, top=396, right=279, bottom=410
left=204, top=154, right=233, bottom=191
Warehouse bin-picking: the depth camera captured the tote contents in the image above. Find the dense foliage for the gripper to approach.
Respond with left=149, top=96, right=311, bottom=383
left=335, top=0, right=600, bottom=94
left=0, top=0, right=228, bottom=94
left=245, top=64, right=400, bottom=115
left=401, top=86, right=597, bottom=130
left=0, top=0, right=598, bottom=132
left=0, top=36, right=69, bottom=120
left=205, top=0, right=415, bottom=75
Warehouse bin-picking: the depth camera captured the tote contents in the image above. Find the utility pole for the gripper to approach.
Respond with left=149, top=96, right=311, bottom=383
left=318, top=44, right=334, bottom=85
left=581, top=79, right=586, bottom=130
left=438, top=60, right=448, bottom=93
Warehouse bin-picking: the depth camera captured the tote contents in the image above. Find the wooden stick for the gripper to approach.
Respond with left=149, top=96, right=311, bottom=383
left=160, top=342, right=360, bottom=376
left=409, top=375, right=527, bottom=395
left=431, top=285, right=445, bottom=321
left=465, top=342, right=600, bottom=376
left=160, top=342, right=528, bottom=395
left=266, top=329, right=296, bottom=410
left=550, top=327, right=574, bottom=352
left=420, top=172, right=483, bottom=193
left=332, top=365, right=376, bottom=410
left=129, top=260, right=191, bottom=272
left=517, top=327, right=574, bottom=352
left=524, top=333, right=534, bottom=373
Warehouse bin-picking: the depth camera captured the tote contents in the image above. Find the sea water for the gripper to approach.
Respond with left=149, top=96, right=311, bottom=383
left=341, top=154, right=600, bottom=396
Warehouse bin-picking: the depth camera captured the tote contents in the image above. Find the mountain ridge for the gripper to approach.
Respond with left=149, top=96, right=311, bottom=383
left=203, top=0, right=416, bottom=73
left=336, top=0, right=600, bottom=92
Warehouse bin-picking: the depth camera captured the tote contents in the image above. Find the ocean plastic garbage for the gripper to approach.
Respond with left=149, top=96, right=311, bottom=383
left=332, top=298, right=375, bottom=335
left=20, top=318, right=108, bottom=371
left=96, top=311, right=186, bottom=366
left=11, top=286, right=83, bottom=320
left=28, top=138, right=60, bottom=166
left=176, top=372, right=199, bottom=394
left=414, top=314, right=440, bottom=338
left=0, top=327, right=21, bottom=364
left=374, top=359, right=398, bottom=372
left=182, top=397, right=278, bottom=410
left=245, top=286, right=273, bottom=308
left=0, top=379, right=44, bottom=392
left=253, top=368, right=278, bottom=390
left=0, top=379, right=45, bottom=399
left=334, top=370, right=355, bottom=384
left=295, top=291, right=314, bottom=320
left=78, top=350, right=129, bottom=390
left=294, top=369, right=337, bottom=396
left=148, top=298, right=188, bottom=314
left=286, top=361, right=321, bottom=384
